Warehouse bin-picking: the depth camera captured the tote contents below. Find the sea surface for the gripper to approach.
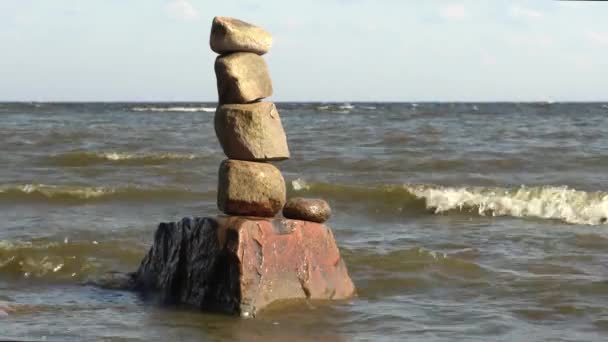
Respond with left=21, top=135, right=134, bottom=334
left=2, top=102, right=608, bottom=341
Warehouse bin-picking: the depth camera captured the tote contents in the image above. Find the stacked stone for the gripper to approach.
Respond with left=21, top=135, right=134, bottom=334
left=210, top=16, right=289, bottom=218
left=211, top=16, right=332, bottom=223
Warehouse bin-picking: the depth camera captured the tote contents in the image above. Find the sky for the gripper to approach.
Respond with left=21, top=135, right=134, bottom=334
left=0, top=0, right=607, bottom=102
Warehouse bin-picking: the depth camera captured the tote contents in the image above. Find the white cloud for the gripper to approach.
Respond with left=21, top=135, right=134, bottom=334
left=438, top=4, right=467, bottom=20
left=166, top=0, right=199, bottom=21
left=510, top=5, right=543, bottom=19
left=480, top=49, right=497, bottom=66
left=587, top=31, right=608, bottom=45
left=507, top=33, right=553, bottom=47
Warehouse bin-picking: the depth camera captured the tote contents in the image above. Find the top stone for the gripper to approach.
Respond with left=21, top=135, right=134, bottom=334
left=210, top=16, right=273, bottom=55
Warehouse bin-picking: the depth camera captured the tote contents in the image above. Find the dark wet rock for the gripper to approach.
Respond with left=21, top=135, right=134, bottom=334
left=215, top=52, right=273, bottom=104
left=215, top=102, right=290, bottom=161
left=218, top=159, right=286, bottom=217
left=132, top=216, right=355, bottom=317
left=84, top=271, right=136, bottom=290
left=210, top=16, right=272, bottom=55
left=283, top=198, right=332, bottom=223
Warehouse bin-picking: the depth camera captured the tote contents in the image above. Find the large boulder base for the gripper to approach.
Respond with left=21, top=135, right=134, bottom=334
left=283, top=197, right=332, bottom=223
left=215, top=52, right=273, bottom=104
left=133, top=216, right=355, bottom=317
left=215, top=102, right=290, bottom=161
left=218, top=159, right=286, bottom=217
left=210, top=16, right=272, bottom=55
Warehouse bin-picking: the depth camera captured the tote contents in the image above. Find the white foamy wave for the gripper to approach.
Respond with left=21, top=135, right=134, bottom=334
left=315, top=103, right=374, bottom=113
left=291, top=178, right=311, bottom=191
left=0, top=184, right=114, bottom=199
left=131, top=106, right=215, bottom=113
left=316, top=105, right=350, bottom=113
left=407, top=184, right=608, bottom=225
left=98, top=152, right=196, bottom=161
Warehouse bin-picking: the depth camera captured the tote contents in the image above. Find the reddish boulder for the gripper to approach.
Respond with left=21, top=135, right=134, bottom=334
left=133, top=216, right=355, bottom=317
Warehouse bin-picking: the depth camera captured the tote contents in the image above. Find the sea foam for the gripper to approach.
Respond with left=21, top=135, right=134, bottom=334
left=409, top=184, right=608, bottom=225
left=0, top=184, right=208, bottom=203
left=47, top=151, right=199, bottom=167
left=291, top=179, right=608, bottom=225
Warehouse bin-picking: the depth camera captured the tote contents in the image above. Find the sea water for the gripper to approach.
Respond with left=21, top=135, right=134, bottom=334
left=1, top=102, right=608, bottom=341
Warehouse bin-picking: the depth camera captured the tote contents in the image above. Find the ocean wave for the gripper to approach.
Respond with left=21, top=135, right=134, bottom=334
left=291, top=179, right=608, bottom=225
left=0, top=239, right=144, bottom=283
left=315, top=103, right=376, bottom=113
left=342, top=246, right=486, bottom=296
left=46, top=151, right=199, bottom=167
left=130, top=106, right=215, bottom=113
left=0, top=184, right=209, bottom=203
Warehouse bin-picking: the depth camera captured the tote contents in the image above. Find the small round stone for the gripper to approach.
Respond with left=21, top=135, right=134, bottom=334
left=282, top=198, right=331, bottom=223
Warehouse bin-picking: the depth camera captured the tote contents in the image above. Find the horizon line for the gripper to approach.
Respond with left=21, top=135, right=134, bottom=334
left=1, top=100, right=608, bottom=104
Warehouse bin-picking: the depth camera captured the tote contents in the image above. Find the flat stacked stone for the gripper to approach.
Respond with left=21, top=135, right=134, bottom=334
left=210, top=16, right=272, bottom=55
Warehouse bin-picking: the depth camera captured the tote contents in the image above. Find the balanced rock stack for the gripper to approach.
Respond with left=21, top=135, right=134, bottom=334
left=131, top=17, right=355, bottom=318
left=211, top=16, right=288, bottom=218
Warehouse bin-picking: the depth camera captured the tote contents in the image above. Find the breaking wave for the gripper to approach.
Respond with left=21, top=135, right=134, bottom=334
left=315, top=103, right=376, bottom=113
left=0, top=184, right=209, bottom=203
left=0, top=239, right=144, bottom=283
left=291, top=179, right=608, bottom=225
left=130, top=106, right=215, bottom=113
left=46, top=151, right=199, bottom=167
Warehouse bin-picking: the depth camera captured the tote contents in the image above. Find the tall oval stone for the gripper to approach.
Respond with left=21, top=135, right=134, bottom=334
left=218, top=159, right=286, bottom=217
left=215, top=102, right=289, bottom=161
left=215, top=52, right=273, bottom=104
left=210, top=16, right=272, bottom=55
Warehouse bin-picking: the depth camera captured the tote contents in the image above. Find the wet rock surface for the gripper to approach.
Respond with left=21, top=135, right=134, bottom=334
left=132, top=216, right=355, bottom=317
left=84, top=271, right=136, bottom=291
left=283, top=198, right=332, bottom=223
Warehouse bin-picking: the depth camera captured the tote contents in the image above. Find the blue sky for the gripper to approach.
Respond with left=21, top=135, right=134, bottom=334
left=0, top=0, right=607, bottom=102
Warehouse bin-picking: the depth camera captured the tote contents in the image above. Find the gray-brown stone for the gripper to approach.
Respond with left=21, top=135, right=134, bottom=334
left=283, top=198, right=332, bottom=223
left=218, top=159, right=286, bottom=217
left=210, top=16, right=272, bottom=55
left=215, top=52, right=273, bottom=104
left=215, top=102, right=289, bottom=161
